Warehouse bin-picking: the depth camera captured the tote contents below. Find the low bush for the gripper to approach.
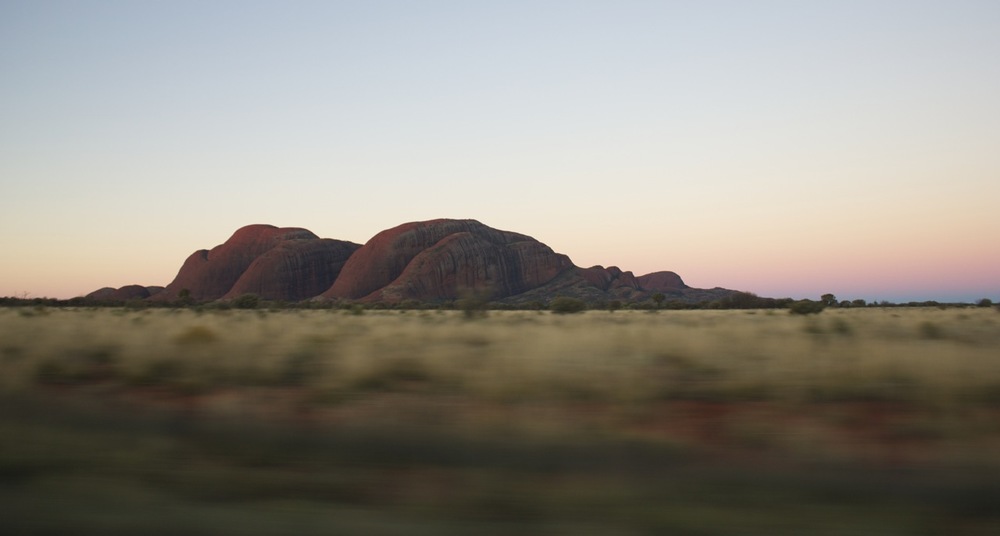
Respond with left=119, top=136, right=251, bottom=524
left=918, top=321, right=944, bottom=340
left=175, top=325, right=218, bottom=345
left=456, top=290, right=490, bottom=319
left=789, top=300, right=826, bottom=315
left=232, top=293, right=260, bottom=309
left=549, top=297, right=587, bottom=314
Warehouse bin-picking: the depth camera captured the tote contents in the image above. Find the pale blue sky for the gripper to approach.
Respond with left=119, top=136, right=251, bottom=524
left=2, top=0, right=998, bottom=302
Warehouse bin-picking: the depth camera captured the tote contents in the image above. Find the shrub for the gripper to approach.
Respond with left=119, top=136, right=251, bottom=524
left=802, top=320, right=824, bottom=334
left=175, top=325, right=218, bottom=345
left=918, top=321, right=944, bottom=340
left=397, top=299, right=424, bottom=310
left=456, top=290, right=490, bottom=319
left=176, top=288, right=194, bottom=306
left=831, top=318, right=853, bottom=336
left=549, top=297, right=587, bottom=314
left=788, top=300, right=825, bottom=315
left=232, top=293, right=260, bottom=309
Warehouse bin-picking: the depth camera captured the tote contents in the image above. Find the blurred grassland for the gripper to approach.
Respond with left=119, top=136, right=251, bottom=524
left=2, top=307, right=1000, bottom=534
left=4, top=307, right=1000, bottom=404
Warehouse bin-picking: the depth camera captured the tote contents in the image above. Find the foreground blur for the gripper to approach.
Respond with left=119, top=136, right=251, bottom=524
left=2, top=307, right=1000, bottom=534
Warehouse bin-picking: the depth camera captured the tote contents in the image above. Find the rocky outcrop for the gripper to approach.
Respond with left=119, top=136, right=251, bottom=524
left=322, top=219, right=573, bottom=302
left=636, top=271, right=688, bottom=291
left=88, top=219, right=734, bottom=305
left=85, top=285, right=163, bottom=302
left=158, top=224, right=360, bottom=302
left=499, top=267, right=730, bottom=306
left=581, top=266, right=640, bottom=291
left=223, top=238, right=360, bottom=301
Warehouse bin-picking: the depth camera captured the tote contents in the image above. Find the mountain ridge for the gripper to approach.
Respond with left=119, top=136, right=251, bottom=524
left=88, top=219, right=735, bottom=305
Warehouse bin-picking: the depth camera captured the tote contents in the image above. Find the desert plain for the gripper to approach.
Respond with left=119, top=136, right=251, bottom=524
left=2, top=305, right=999, bottom=534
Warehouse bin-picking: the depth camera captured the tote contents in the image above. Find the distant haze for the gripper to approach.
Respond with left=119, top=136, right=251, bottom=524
left=2, top=1, right=997, bottom=303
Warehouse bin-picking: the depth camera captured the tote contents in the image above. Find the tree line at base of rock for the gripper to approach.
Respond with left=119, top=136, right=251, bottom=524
left=2, top=293, right=996, bottom=315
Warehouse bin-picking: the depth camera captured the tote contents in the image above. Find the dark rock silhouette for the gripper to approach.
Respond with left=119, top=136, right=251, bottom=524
left=86, top=285, right=163, bottom=302
left=636, top=271, right=688, bottom=291
left=581, top=266, right=640, bottom=291
left=90, top=219, right=734, bottom=305
left=224, top=238, right=360, bottom=301
left=322, top=219, right=573, bottom=302
left=157, top=224, right=360, bottom=302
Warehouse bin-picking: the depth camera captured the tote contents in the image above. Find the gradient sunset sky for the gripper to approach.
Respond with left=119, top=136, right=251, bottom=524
left=2, top=0, right=998, bottom=303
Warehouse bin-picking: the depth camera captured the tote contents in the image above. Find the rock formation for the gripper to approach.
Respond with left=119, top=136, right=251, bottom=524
left=85, top=285, right=163, bottom=302
left=223, top=238, right=360, bottom=301
left=157, top=224, right=360, bottom=302
left=580, top=266, right=640, bottom=291
left=89, top=219, right=734, bottom=305
left=636, top=271, right=688, bottom=291
left=322, top=219, right=573, bottom=302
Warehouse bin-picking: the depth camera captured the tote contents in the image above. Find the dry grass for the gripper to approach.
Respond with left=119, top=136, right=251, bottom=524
left=2, top=306, right=1000, bottom=534
left=4, top=307, right=999, bottom=404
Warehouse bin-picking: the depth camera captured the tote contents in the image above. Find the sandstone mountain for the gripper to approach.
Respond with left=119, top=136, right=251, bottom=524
left=223, top=238, right=360, bottom=301
left=322, top=219, right=573, bottom=302
left=155, top=224, right=361, bottom=302
left=636, top=271, right=688, bottom=292
left=89, top=219, right=734, bottom=305
left=86, top=285, right=164, bottom=302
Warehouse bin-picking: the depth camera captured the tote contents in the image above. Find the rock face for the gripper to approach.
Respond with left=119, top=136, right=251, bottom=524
left=224, top=239, right=360, bottom=301
left=89, top=219, right=734, bottom=305
left=499, top=266, right=729, bottom=306
left=86, top=285, right=163, bottom=302
left=636, top=271, right=688, bottom=291
left=322, top=219, right=573, bottom=302
left=159, top=224, right=360, bottom=302
left=581, top=266, right=640, bottom=291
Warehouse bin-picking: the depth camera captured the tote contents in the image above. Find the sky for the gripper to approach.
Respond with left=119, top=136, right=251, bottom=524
left=1, top=0, right=998, bottom=303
